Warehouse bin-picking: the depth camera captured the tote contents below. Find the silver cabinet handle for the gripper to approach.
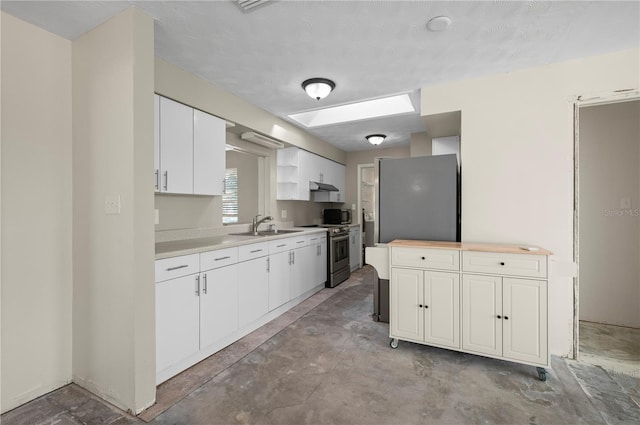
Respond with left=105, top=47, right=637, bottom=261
left=296, top=240, right=305, bottom=244
left=195, top=275, right=200, bottom=296
left=214, top=256, right=231, bottom=261
left=277, top=244, right=286, bottom=248
left=222, top=179, right=225, bottom=194
left=317, top=245, right=321, bottom=256
left=163, top=171, right=168, bottom=191
left=250, top=249, right=263, bottom=253
left=266, top=257, right=270, bottom=272
left=155, top=169, right=159, bottom=190
left=288, top=251, right=292, bottom=265
left=202, top=274, right=208, bottom=295
left=292, top=252, right=295, bottom=264
left=166, top=264, right=188, bottom=271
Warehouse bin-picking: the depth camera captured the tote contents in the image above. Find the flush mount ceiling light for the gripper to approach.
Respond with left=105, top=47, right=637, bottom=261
left=426, top=15, right=452, bottom=32
left=302, top=78, right=336, bottom=101
left=289, top=93, right=415, bottom=128
left=366, top=134, right=386, bottom=146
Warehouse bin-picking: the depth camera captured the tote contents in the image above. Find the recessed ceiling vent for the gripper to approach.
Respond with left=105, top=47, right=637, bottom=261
left=234, top=0, right=272, bottom=13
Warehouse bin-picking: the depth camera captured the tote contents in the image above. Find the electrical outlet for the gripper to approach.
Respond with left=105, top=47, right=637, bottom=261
left=105, top=195, right=121, bottom=215
left=154, top=209, right=160, bottom=225
left=281, top=209, right=287, bottom=219
left=351, top=203, right=356, bottom=210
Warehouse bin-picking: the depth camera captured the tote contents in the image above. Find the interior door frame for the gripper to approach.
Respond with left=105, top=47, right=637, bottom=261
left=357, top=163, right=374, bottom=267
left=572, top=90, right=640, bottom=360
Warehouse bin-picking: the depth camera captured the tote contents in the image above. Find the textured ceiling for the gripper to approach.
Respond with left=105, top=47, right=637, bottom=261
left=2, top=1, right=638, bottom=151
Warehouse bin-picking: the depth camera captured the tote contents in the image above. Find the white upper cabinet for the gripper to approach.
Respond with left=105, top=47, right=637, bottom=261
left=193, top=109, right=226, bottom=195
left=155, top=95, right=226, bottom=196
left=159, top=96, right=194, bottom=194
left=276, top=147, right=345, bottom=202
left=154, top=95, right=161, bottom=191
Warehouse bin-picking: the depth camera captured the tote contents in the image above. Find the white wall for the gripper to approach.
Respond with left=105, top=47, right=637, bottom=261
left=1, top=12, right=72, bottom=412
left=72, top=8, right=155, bottom=413
left=421, top=49, right=640, bottom=357
left=579, top=100, right=640, bottom=327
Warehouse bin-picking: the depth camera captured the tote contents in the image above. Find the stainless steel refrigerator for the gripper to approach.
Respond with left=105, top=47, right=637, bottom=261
left=371, top=154, right=460, bottom=322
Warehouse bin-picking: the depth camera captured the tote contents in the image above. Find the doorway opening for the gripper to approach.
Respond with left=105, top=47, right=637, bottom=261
left=357, top=163, right=375, bottom=266
left=574, top=94, right=640, bottom=377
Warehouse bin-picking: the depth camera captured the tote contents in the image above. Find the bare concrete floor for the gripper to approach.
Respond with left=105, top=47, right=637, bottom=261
left=3, top=266, right=639, bottom=425
left=579, top=321, right=640, bottom=378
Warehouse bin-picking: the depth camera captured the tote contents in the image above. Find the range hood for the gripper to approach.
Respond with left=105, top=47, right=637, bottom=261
left=309, top=181, right=338, bottom=192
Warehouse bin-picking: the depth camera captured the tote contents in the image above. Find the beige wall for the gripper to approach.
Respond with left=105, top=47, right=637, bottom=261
left=344, top=145, right=411, bottom=221
left=1, top=12, right=73, bottom=413
left=72, top=8, right=155, bottom=413
left=410, top=132, right=432, bottom=158
left=421, top=48, right=640, bottom=357
left=579, top=100, right=640, bottom=327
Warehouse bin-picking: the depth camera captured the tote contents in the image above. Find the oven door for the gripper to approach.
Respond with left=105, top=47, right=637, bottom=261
left=329, top=234, right=350, bottom=273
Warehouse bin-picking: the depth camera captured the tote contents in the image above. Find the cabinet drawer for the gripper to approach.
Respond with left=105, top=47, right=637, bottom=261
left=238, top=241, right=270, bottom=262
left=200, top=247, right=238, bottom=271
left=155, top=254, right=199, bottom=282
left=391, top=247, right=460, bottom=271
left=290, top=235, right=308, bottom=249
left=462, top=251, right=547, bottom=278
left=269, top=238, right=294, bottom=254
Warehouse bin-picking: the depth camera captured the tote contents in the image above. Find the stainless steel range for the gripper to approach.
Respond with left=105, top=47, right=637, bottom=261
left=323, top=225, right=350, bottom=288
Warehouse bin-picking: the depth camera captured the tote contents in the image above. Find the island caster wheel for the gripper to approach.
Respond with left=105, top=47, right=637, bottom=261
left=389, top=338, right=399, bottom=349
left=536, top=367, right=547, bottom=382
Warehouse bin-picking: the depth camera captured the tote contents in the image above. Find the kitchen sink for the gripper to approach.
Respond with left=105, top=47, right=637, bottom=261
left=230, top=229, right=302, bottom=237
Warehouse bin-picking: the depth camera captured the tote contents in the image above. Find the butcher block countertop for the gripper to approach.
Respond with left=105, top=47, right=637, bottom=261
left=387, top=240, right=553, bottom=256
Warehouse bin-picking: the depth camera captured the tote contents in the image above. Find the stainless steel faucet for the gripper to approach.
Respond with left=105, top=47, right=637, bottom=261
left=251, top=214, right=273, bottom=235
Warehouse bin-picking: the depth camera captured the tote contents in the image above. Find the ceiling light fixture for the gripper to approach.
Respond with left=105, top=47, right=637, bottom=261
left=426, top=15, right=452, bottom=32
left=366, top=134, right=386, bottom=146
left=302, top=78, right=335, bottom=101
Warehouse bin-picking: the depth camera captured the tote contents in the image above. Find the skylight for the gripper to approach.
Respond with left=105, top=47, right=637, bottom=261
left=288, top=94, right=415, bottom=128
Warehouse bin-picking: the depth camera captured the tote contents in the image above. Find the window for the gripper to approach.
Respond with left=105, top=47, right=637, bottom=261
left=223, top=168, right=238, bottom=224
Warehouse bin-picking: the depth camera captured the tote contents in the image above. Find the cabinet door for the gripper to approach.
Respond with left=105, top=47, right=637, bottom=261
left=462, top=274, right=502, bottom=356
left=159, top=97, right=193, bottom=194
left=290, top=246, right=312, bottom=299
left=268, top=251, right=291, bottom=310
left=329, top=162, right=346, bottom=202
left=193, top=109, right=225, bottom=195
left=316, top=237, right=327, bottom=286
left=200, top=265, right=239, bottom=349
left=502, top=278, right=548, bottom=365
left=424, top=271, right=460, bottom=349
left=154, top=94, right=160, bottom=191
left=390, top=268, right=423, bottom=341
left=238, top=257, right=269, bottom=328
left=156, top=274, right=200, bottom=374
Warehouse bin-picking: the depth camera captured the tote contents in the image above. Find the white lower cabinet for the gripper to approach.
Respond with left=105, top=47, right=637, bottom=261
left=390, top=268, right=459, bottom=349
left=156, top=273, right=200, bottom=374
left=238, top=250, right=269, bottom=329
left=155, top=233, right=326, bottom=384
left=389, top=242, right=550, bottom=380
left=200, top=264, right=239, bottom=349
left=309, top=234, right=327, bottom=287
left=462, top=275, right=547, bottom=365
left=268, top=250, right=291, bottom=311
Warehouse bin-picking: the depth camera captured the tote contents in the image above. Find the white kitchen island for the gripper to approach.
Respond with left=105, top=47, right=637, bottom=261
left=387, top=239, right=552, bottom=381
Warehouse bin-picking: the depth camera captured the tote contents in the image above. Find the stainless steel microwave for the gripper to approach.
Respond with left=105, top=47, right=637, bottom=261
left=323, top=208, right=351, bottom=225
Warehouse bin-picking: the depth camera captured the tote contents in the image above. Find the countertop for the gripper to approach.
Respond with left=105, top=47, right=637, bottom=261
left=155, top=227, right=328, bottom=260
left=387, top=240, right=553, bottom=255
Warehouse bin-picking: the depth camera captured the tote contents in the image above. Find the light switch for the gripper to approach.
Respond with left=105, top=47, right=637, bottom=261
left=154, top=209, right=160, bottom=224
left=351, top=203, right=356, bottom=210
left=105, top=195, right=121, bottom=215
left=281, top=209, right=287, bottom=219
